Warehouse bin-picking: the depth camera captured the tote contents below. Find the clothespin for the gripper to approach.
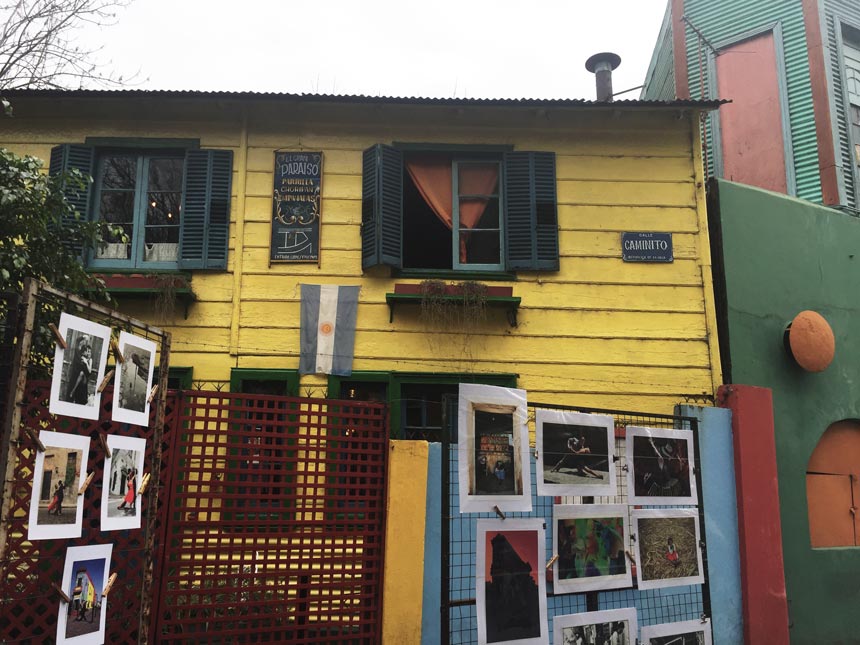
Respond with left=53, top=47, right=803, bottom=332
left=97, top=369, right=115, bottom=393
left=137, top=472, right=151, bottom=496
left=102, top=573, right=118, bottom=597
left=52, top=582, right=71, bottom=604
left=97, top=433, right=111, bottom=458
left=625, top=550, right=637, bottom=565
left=24, top=427, right=45, bottom=452
left=493, top=505, right=506, bottom=520
left=147, top=384, right=159, bottom=404
left=111, top=338, right=124, bottom=363
left=78, top=472, right=94, bottom=496
left=545, top=554, right=559, bottom=570
left=48, top=324, right=67, bottom=350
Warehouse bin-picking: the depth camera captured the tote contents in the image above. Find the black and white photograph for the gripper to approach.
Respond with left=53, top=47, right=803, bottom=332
left=553, top=608, right=637, bottom=645
left=49, top=313, right=111, bottom=421
left=553, top=504, right=632, bottom=594
left=28, top=431, right=90, bottom=540
left=56, top=543, right=113, bottom=645
left=111, top=331, right=156, bottom=427
left=631, top=509, right=705, bottom=591
left=625, top=426, right=698, bottom=506
left=641, top=618, right=713, bottom=645
left=476, top=518, right=548, bottom=645
left=101, top=435, right=146, bottom=531
left=536, top=410, right=616, bottom=497
left=458, top=384, right=531, bottom=514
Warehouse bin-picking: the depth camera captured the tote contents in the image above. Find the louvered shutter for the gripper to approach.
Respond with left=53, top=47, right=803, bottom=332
left=361, top=144, right=403, bottom=270
left=179, top=149, right=233, bottom=270
left=504, top=151, right=559, bottom=271
left=48, top=144, right=95, bottom=258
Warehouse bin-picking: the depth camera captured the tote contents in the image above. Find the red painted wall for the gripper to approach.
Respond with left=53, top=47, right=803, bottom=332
left=716, top=32, right=788, bottom=193
left=718, top=384, right=789, bottom=645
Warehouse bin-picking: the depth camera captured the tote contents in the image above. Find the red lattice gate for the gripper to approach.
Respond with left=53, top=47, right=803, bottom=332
left=151, top=390, right=388, bottom=644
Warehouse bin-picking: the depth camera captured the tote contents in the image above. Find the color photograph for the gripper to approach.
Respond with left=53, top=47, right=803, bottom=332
left=536, top=410, right=616, bottom=497
left=641, top=618, right=713, bottom=645
left=101, top=435, right=146, bottom=532
left=553, top=504, right=631, bottom=594
left=553, top=608, right=637, bottom=645
left=49, top=313, right=111, bottom=421
left=458, top=384, right=531, bottom=514
left=476, top=518, right=548, bottom=645
left=632, top=509, right=704, bottom=590
left=56, top=543, right=113, bottom=645
left=28, top=431, right=90, bottom=541
left=625, top=426, right=697, bottom=506
left=111, top=330, right=156, bottom=427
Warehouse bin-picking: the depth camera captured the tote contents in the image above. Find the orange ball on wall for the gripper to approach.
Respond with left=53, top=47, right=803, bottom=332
left=785, top=310, right=835, bottom=372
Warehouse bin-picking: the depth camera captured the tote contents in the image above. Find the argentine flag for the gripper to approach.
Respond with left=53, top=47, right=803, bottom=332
left=299, top=284, right=360, bottom=376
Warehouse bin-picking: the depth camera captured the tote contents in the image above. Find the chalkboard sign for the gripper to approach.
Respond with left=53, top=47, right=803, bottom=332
left=270, top=152, right=323, bottom=263
left=621, top=232, right=673, bottom=263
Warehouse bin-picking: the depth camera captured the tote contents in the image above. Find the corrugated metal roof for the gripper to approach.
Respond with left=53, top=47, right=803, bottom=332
left=2, top=88, right=726, bottom=109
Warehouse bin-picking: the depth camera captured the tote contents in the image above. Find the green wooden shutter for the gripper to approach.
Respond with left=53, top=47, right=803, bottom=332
left=179, top=149, right=233, bottom=270
left=504, top=151, right=559, bottom=271
left=48, top=144, right=95, bottom=258
left=361, top=144, right=402, bottom=270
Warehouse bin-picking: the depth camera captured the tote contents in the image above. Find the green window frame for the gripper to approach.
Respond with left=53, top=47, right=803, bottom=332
left=452, top=159, right=504, bottom=272
left=229, top=368, right=300, bottom=396
left=153, top=366, right=193, bottom=390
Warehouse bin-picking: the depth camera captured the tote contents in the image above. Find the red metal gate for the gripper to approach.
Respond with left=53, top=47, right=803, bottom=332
left=152, top=390, right=388, bottom=644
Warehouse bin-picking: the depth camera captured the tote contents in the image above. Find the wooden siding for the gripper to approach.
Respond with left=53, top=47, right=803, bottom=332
left=642, top=1, right=677, bottom=101
left=0, top=98, right=722, bottom=415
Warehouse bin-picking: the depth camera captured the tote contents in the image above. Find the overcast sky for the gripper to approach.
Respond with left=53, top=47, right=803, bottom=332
left=83, top=0, right=669, bottom=100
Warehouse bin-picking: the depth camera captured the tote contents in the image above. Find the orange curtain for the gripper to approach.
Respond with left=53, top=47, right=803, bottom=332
left=405, top=155, right=498, bottom=262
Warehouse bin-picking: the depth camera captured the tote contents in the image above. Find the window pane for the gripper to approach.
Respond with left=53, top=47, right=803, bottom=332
left=144, top=191, right=181, bottom=259
left=101, top=156, right=137, bottom=190
left=458, top=163, right=499, bottom=197
left=96, top=192, right=133, bottom=259
left=462, top=230, right=501, bottom=265
left=461, top=197, right=500, bottom=229
left=148, top=158, right=184, bottom=191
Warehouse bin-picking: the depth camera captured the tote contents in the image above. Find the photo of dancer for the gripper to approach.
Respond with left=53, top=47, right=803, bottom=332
left=626, top=426, right=697, bottom=505
left=112, top=331, right=156, bottom=427
left=49, top=313, right=111, bottom=421
left=101, top=435, right=145, bottom=532
left=57, top=544, right=112, bottom=645
left=631, top=509, right=704, bottom=590
left=554, top=608, right=637, bottom=645
left=536, top=410, right=616, bottom=497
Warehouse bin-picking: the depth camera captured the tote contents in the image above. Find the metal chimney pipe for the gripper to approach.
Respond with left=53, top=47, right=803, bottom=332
left=585, top=52, right=622, bottom=101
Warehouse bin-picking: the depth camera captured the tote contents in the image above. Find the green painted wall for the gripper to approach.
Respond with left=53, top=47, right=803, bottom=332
left=711, top=179, right=860, bottom=644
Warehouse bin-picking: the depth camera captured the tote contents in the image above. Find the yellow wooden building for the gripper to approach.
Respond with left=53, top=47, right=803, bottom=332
left=1, top=89, right=723, bottom=641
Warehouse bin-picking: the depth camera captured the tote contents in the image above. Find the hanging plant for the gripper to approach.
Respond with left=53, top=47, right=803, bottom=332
left=419, top=279, right=488, bottom=330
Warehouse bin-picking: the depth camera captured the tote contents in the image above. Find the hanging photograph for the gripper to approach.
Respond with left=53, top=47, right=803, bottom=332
left=111, top=331, right=156, bottom=427
left=458, top=383, right=531, bottom=514
left=536, top=409, right=616, bottom=497
left=101, top=435, right=146, bottom=532
left=28, top=431, right=90, bottom=541
left=56, top=543, right=113, bottom=645
left=631, top=508, right=705, bottom=591
left=553, top=608, right=638, bottom=645
left=49, top=313, right=111, bottom=421
left=552, top=504, right=631, bottom=594
left=641, top=618, right=713, bottom=645
left=625, top=426, right=697, bottom=506
left=476, top=518, right=548, bottom=645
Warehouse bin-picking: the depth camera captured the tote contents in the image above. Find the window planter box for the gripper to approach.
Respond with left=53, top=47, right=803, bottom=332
left=386, top=282, right=520, bottom=327
left=96, top=273, right=196, bottom=318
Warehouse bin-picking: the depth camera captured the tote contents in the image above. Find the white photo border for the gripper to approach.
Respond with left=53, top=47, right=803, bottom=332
left=535, top=409, right=616, bottom=497
left=27, top=431, right=90, bottom=541
left=552, top=504, right=632, bottom=594
left=476, top=518, right=548, bottom=645
left=632, top=508, right=705, bottom=591
left=552, top=607, right=638, bottom=645
left=457, top=384, right=531, bottom=514
left=641, top=617, right=713, bottom=645
left=625, top=425, right=698, bottom=506
left=100, top=435, right=146, bottom=532
left=49, top=313, right=111, bottom=421
left=56, top=543, right=113, bottom=645
left=111, top=331, right=157, bottom=427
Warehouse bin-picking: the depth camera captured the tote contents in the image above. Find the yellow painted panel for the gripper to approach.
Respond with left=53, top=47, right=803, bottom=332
left=117, top=300, right=233, bottom=328
left=558, top=180, right=695, bottom=207
left=171, top=327, right=231, bottom=353
left=187, top=273, right=235, bottom=303
left=557, top=155, right=694, bottom=182
left=560, top=231, right=698, bottom=258
left=560, top=257, right=702, bottom=285
left=561, top=205, right=699, bottom=232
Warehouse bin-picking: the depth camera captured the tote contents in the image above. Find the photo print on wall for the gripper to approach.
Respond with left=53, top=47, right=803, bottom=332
left=56, top=543, right=113, bottom=645
left=552, top=504, right=632, bottom=594
left=101, top=435, right=146, bottom=532
left=458, top=383, right=531, bottom=514
left=536, top=409, right=616, bottom=497
left=111, top=331, right=156, bottom=427
left=641, top=618, right=713, bottom=645
left=27, top=431, right=90, bottom=541
left=49, top=313, right=111, bottom=421
left=625, top=426, right=698, bottom=506
left=631, top=508, right=705, bottom=591
left=553, top=608, right=638, bottom=645
left=476, top=518, right=548, bottom=645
